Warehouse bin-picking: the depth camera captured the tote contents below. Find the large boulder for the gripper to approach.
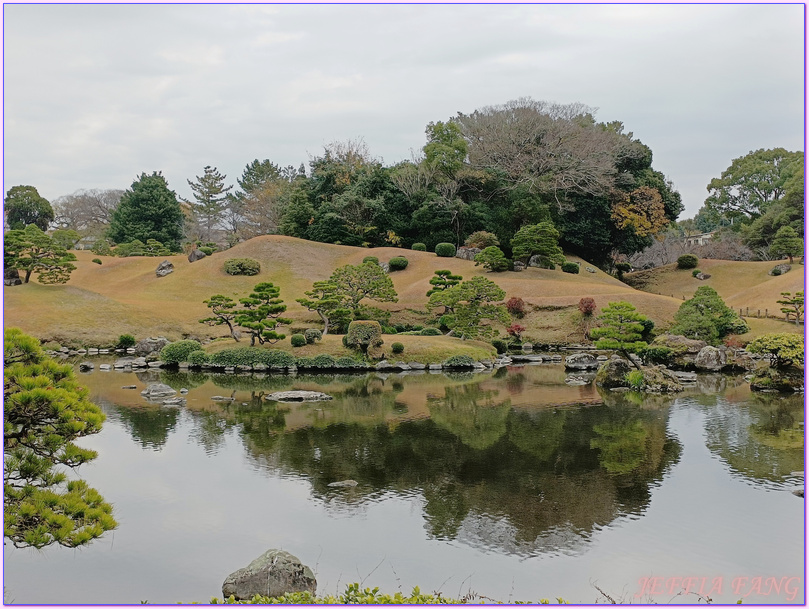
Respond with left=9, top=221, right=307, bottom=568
left=650, top=334, right=708, bottom=369
left=564, top=352, right=600, bottom=370
left=222, top=549, right=317, bottom=600
left=155, top=260, right=174, bottom=277
left=455, top=246, right=480, bottom=261
left=639, top=366, right=684, bottom=393
left=4, top=267, right=22, bottom=286
left=188, top=249, right=207, bottom=263
left=134, top=336, right=170, bottom=356
left=694, top=346, right=726, bottom=371
left=594, top=357, right=634, bottom=388
left=140, top=383, right=177, bottom=399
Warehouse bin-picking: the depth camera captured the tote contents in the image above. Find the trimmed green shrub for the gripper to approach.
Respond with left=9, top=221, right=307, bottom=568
left=199, top=246, right=215, bottom=256
left=92, top=258, right=102, bottom=265
left=345, top=320, right=383, bottom=355
left=304, top=329, right=322, bottom=344
left=492, top=338, right=508, bottom=354
left=677, top=254, right=699, bottom=269
left=772, top=267, right=782, bottom=276
left=91, top=239, right=112, bottom=256
left=297, top=354, right=338, bottom=369
left=117, top=334, right=136, bottom=349
left=160, top=339, right=202, bottom=364
left=391, top=342, right=404, bottom=354
left=464, top=230, right=500, bottom=249
left=224, top=258, right=261, bottom=276
left=362, top=256, right=379, bottom=265
left=561, top=261, right=580, bottom=274
left=419, top=327, right=441, bottom=336
left=335, top=356, right=366, bottom=369
left=114, top=239, right=146, bottom=257
left=411, top=242, right=427, bottom=251
left=443, top=354, right=475, bottom=368
left=388, top=256, right=409, bottom=271
left=290, top=334, right=307, bottom=348
left=434, top=242, right=456, bottom=257
left=692, top=269, right=701, bottom=277
left=639, top=346, right=674, bottom=365
left=208, top=347, right=295, bottom=368
left=187, top=350, right=209, bottom=366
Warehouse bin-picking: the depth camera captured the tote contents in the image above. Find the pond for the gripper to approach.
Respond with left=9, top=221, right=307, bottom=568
left=3, top=364, right=804, bottom=604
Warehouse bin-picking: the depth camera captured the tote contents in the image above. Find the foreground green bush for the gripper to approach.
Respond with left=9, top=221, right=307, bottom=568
left=388, top=256, right=409, bottom=271
left=345, top=320, right=383, bottom=355
left=224, top=258, right=261, bottom=276
left=411, top=242, right=427, bottom=251
left=443, top=354, right=476, bottom=368
left=290, top=334, right=307, bottom=347
left=187, top=350, right=209, bottom=366
left=561, top=261, right=580, bottom=274
left=160, top=340, right=202, bottom=364
left=677, top=254, right=699, bottom=269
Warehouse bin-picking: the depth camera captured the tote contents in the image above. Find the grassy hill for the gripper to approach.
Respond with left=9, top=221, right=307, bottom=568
left=4, top=236, right=800, bottom=347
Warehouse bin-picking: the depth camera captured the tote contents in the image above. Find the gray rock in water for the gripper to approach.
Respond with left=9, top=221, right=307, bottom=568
left=78, top=361, right=94, bottom=371
left=162, top=397, right=186, bottom=406
left=694, top=346, right=726, bottom=371
left=188, top=248, right=207, bottom=263
left=564, top=352, right=600, bottom=370
left=327, top=480, right=358, bottom=488
left=265, top=391, right=333, bottom=402
left=121, top=385, right=138, bottom=389
left=595, top=358, right=634, bottom=388
left=155, top=260, right=174, bottom=277
left=565, top=375, right=591, bottom=386
left=211, top=395, right=235, bottom=402
left=222, top=549, right=317, bottom=601
left=140, top=383, right=177, bottom=398
left=792, top=489, right=804, bottom=498
left=134, top=336, right=169, bottom=356
left=99, top=364, right=112, bottom=371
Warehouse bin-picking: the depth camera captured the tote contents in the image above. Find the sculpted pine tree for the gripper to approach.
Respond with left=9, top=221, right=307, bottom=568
left=235, top=283, right=292, bottom=346
left=4, top=224, right=77, bottom=284
left=431, top=276, right=509, bottom=340
left=187, top=165, right=233, bottom=241
left=589, top=301, right=649, bottom=369
left=296, top=280, right=352, bottom=335
left=4, top=328, right=117, bottom=549
left=510, top=222, right=565, bottom=267
left=199, top=295, right=240, bottom=341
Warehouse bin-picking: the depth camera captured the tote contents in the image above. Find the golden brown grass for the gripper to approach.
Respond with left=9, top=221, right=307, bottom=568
left=4, top=235, right=799, bottom=345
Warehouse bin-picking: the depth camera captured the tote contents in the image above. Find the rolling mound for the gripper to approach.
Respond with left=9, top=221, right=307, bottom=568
left=3, top=236, right=798, bottom=345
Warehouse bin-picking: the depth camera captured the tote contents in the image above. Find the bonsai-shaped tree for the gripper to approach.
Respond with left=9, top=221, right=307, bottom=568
left=199, top=294, right=240, bottom=341
left=746, top=333, right=804, bottom=369
left=235, top=282, right=292, bottom=346
left=589, top=301, right=649, bottom=369
left=777, top=291, right=804, bottom=325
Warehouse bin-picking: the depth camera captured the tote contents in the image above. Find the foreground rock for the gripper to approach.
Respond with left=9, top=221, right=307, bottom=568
left=750, top=365, right=804, bottom=393
left=564, top=352, right=600, bottom=370
left=222, top=549, right=317, bottom=601
left=134, top=336, right=169, bottom=356
left=594, top=357, right=634, bottom=389
left=4, top=268, right=22, bottom=287
left=188, top=249, right=207, bottom=262
left=265, top=391, right=333, bottom=402
left=650, top=334, right=707, bottom=369
left=594, top=358, right=683, bottom=393
left=694, top=346, right=726, bottom=371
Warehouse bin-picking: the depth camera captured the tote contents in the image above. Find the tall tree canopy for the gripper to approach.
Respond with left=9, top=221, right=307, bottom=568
left=703, top=148, right=803, bottom=221
left=5, top=185, right=54, bottom=231
left=107, top=172, right=184, bottom=251
left=4, top=328, right=117, bottom=549
left=51, top=189, right=122, bottom=236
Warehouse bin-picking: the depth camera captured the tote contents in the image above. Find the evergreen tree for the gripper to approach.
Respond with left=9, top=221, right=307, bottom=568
left=107, top=172, right=184, bottom=251
left=187, top=165, right=233, bottom=241
left=4, top=328, right=117, bottom=549
left=4, top=225, right=77, bottom=284
left=510, top=222, right=566, bottom=266
left=770, top=226, right=803, bottom=264
left=4, top=185, right=54, bottom=231
left=670, top=286, right=748, bottom=344
left=589, top=301, right=649, bottom=368
left=235, top=283, right=291, bottom=346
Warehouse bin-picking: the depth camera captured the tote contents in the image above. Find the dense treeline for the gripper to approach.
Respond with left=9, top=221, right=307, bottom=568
left=10, top=97, right=684, bottom=269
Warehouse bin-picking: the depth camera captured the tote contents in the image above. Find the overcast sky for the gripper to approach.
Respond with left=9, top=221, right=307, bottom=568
left=3, top=3, right=804, bottom=219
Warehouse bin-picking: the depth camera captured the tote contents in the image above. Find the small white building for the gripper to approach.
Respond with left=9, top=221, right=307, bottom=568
left=684, top=231, right=716, bottom=247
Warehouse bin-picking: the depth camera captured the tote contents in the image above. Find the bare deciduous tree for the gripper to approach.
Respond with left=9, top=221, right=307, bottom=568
left=51, top=189, right=123, bottom=236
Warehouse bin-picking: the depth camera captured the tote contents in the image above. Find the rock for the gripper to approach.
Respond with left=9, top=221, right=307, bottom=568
left=162, top=397, right=186, bottom=406
left=99, top=364, right=112, bottom=371
left=695, top=272, right=711, bottom=280
left=188, top=248, right=207, bottom=263
left=650, top=334, right=708, bottom=369
left=265, top=391, right=333, bottom=402
left=671, top=371, right=698, bottom=383
left=78, top=361, right=94, bottom=371
left=750, top=365, right=804, bottom=392
left=134, top=336, right=169, bottom=356
left=564, top=352, right=600, bottom=370
left=211, top=396, right=235, bottom=402
left=327, top=480, right=358, bottom=488
left=428, top=363, right=443, bottom=370
left=4, top=267, right=22, bottom=286
left=375, top=360, right=396, bottom=371
left=769, top=263, right=791, bottom=276
left=640, top=367, right=684, bottom=393
left=694, top=346, right=726, bottom=371
left=792, top=489, right=804, bottom=498
left=596, top=355, right=608, bottom=361
left=140, top=383, right=177, bottom=398
left=379, top=262, right=390, bottom=273
left=147, top=360, right=165, bottom=368
left=585, top=266, right=596, bottom=273
left=222, top=549, right=317, bottom=601
left=594, top=358, right=634, bottom=388
left=180, top=388, right=189, bottom=394
left=121, top=385, right=138, bottom=389
left=455, top=246, right=480, bottom=261
left=155, top=260, right=174, bottom=277
left=565, top=375, right=591, bottom=386
left=407, top=362, right=426, bottom=370
left=393, top=361, right=411, bottom=370
left=87, top=348, right=99, bottom=354
left=511, top=354, right=544, bottom=363
left=513, top=261, right=525, bottom=272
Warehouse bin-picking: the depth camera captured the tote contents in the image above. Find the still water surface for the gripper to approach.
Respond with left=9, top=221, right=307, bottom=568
left=3, top=364, right=804, bottom=604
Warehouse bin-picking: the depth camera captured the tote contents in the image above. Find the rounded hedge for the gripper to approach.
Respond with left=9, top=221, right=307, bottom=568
left=561, top=261, right=580, bottom=274
left=304, top=328, right=322, bottom=344
left=388, top=256, right=409, bottom=271
left=491, top=338, right=508, bottom=354
left=443, top=354, right=475, bottom=368
left=224, top=258, right=261, bottom=276
left=92, top=258, right=102, bottom=265
left=199, top=246, right=215, bottom=256
left=692, top=269, right=701, bottom=277
left=677, top=254, right=699, bottom=269
left=391, top=342, right=404, bottom=354
left=290, top=334, right=307, bottom=348
left=411, top=243, right=427, bottom=251
left=419, top=327, right=441, bottom=336
left=161, top=339, right=202, bottom=364
left=187, top=350, right=209, bottom=366
left=208, top=347, right=295, bottom=368
left=117, top=334, right=136, bottom=349
left=434, top=243, right=456, bottom=257
left=362, top=256, right=379, bottom=265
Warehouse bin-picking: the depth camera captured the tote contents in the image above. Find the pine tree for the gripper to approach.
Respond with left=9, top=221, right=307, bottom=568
left=187, top=166, right=233, bottom=241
